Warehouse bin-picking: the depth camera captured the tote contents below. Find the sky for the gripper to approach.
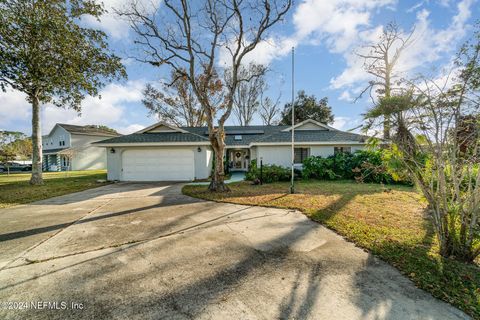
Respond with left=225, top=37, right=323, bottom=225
left=0, top=0, right=479, bottom=135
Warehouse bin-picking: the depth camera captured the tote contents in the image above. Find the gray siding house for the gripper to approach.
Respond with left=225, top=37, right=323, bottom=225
left=42, top=124, right=120, bottom=171
left=95, top=119, right=369, bottom=182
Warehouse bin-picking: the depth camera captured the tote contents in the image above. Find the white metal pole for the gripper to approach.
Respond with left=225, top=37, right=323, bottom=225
left=290, top=47, right=295, bottom=194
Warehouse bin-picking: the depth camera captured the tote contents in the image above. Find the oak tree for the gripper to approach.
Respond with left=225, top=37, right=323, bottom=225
left=121, top=0, right=291, bottom=191
left=0, top=0, right=125, bottom=184
left=143, top=70, right=206, bottom=127
left=280, top=90, right=334, bottom=125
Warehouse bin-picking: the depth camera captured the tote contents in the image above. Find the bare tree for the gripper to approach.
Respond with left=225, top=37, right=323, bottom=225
left=232, top=63, right=266, bottom=126
left=120, top=0, right=291, bottom=191
left=357, top=22, right=414, bottom=139
left=365, top=30, right=480, bottom=262
left=143, top=70, right=206, bottom=127
left=259, top=95, right=280, bottom=125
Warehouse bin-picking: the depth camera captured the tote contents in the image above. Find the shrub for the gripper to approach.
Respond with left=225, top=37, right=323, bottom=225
left=246, top=159, right=292, bottom=183
left=246, top=150, right=411, bottom=184
left=302, top=150, right=410, bottom=184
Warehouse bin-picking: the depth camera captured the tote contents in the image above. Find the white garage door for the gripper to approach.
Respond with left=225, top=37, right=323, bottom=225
left=122, top=149, right=195, bottom=181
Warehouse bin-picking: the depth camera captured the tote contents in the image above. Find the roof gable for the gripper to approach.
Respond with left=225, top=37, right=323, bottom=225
left=281, top=119, right=337, bottom=132
left=95, top=122, right=369, bottom=146
left=54, top=124, right=119, bottom=137
left=137, top=122, right=189, bottom=134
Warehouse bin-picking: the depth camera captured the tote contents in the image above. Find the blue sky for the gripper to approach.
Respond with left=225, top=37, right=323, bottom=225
left=1, top=0, right=479, bottom=135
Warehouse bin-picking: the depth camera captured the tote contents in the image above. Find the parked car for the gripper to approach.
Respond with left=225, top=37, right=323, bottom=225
left=0, top=162, right=32, bottom=172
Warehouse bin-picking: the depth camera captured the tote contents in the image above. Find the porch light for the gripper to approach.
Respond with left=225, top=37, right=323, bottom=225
left=110, top=148, right=116, bottom=154
left=197, top=147, right=202, bottom=152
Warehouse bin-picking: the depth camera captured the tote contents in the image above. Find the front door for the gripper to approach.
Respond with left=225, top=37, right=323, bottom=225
left=230, top=150, right=248, bottom=171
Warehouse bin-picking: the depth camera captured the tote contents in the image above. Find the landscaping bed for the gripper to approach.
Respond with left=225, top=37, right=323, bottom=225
left=183, top=180, right=480, bottom=319
left=0, top=170, right=109, bottom=208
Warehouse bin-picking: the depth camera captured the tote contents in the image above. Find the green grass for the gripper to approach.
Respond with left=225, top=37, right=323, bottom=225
left=0, top=170, right=110, bottom=208
left=183, top=180, right=480, bottom=319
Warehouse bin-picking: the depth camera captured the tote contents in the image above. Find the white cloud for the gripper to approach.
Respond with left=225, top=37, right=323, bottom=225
left=332, top=116, right=363, bottom=131
left=292, top=0, right=395, bottom=53
left=121, top=123, right=145, bottom=134
left=0, top=80, right=145, bottom=135
left=338, top=90, right=355, bottom=102
left=41, top=80, right=145, bottom=133
left=330, top=0, right=475, bottom=97
left=83, top=0, right=161, bottom=40
left=221, top=0, right=396, bottom=67
left=0, top=90, right=31, bottom=133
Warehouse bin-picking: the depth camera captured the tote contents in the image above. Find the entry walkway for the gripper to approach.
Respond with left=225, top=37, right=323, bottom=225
left=188, top=171, right=246, bottom=186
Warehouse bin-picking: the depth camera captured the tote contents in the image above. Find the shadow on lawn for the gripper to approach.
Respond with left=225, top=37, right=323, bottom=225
left=0, top=182, right=474, bottom=319
left=187, top=182, right=479, bottom=318
left=315, top=194, right=480, bottom=319
left=0, top=209, right=405, bottom=320
left=0, top=183, right=203, bottom=243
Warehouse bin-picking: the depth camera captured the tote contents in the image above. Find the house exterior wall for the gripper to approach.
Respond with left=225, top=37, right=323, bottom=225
left=70, top=134, right=110, bottom=170
left=42, top=126, right=71, bottom=150
left=105, top=145, right=212, bottom=181
left=254, top=144, right=366, bottom=167
left=256, top=146, right=292, bottom=167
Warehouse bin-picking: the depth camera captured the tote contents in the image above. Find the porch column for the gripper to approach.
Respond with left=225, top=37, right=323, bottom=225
left=56, top=155, right=61, bottom=171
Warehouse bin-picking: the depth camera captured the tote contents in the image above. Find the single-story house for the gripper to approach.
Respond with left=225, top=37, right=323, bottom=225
left=42, top=123, right=120, bottom=171
left=95, top=119, right=369, bottom=182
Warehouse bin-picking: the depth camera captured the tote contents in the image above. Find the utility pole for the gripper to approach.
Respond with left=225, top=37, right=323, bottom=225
left=290, top=46, right=295, bottom=194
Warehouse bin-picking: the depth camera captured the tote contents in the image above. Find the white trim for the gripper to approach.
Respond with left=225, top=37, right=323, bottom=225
left=96, top=141, right=365, bottom=148
left=281, top=119, right=338, bottom=132
left=95, top=141, right=211, bottom=147
left=135, top=121, right=189, bottom=134
left=251, top=141, right=366, bottom=146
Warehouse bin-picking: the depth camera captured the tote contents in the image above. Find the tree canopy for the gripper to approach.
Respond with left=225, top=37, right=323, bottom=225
left=0, top=0, right=126, bottom=184
left=364, top=25, right=480, bottom=262
left=280, top=91, right=334, bottom=125
left=143, top=70, right=206, bottom=127
left=0, top=131, right=32, bottom=160
left=122, top=0, right=291, bottom=191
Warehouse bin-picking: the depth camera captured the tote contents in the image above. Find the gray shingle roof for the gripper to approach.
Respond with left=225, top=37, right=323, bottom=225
left=43, top=148, right=68, bottom=154
left=58, top=124, right=120, bottom=137
left=95, top=125, right=368, bottom=145
left=254, top=130, right=368, bottom=143
left=96, top=132, right=208, bottom=144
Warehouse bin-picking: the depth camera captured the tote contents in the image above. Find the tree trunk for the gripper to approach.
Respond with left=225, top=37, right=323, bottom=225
left=30, top=95, right=43, bottom=185
left=208, top=130, right=229, bottom=192
left=383, top=115, right=391, bottom=140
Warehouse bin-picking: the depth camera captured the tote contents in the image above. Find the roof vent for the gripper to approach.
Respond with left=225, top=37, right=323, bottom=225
left=234, top=135, right=242, bottom=141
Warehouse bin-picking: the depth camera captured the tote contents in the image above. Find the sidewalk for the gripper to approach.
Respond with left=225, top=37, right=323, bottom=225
left=188, top=171, right=246, bottom=186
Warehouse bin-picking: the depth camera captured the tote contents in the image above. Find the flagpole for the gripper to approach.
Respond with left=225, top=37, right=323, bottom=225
left=290, top=46, right=295, bottom=194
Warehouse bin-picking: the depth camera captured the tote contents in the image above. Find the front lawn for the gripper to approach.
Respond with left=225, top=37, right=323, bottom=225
left=0, top=170, right=109, bottom=208
left=183, top=180, right=480, bottom=319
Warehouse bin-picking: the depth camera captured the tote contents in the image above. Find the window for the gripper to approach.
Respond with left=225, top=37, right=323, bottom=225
left=334, top=146, right=351, bottom=155
left=294, top=148, right=309, bottom=164
left=234, top=135, right=242, bottom=141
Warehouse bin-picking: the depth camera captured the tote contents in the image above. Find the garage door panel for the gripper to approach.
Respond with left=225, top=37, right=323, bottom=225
left=122, top=149, right=195, bottom=181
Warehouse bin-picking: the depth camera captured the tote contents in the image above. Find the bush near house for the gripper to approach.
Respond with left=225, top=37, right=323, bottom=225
left=246, top=159, right=295, bottom=183
left=302, top=150, right=411, bottom=184
left=246, top=150, right=411, bottom=184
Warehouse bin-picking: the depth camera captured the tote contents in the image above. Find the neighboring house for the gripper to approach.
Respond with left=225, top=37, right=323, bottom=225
left=95, top=119, right=370, bottom=182
left=42, top=124, right=120, bottom=171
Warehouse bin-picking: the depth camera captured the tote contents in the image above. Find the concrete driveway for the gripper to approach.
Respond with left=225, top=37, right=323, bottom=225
left=0, top=183, right=469, bottom=320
